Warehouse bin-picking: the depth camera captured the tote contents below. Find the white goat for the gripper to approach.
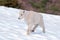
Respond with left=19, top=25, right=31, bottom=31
left=18, top=10, right=45, bottom=35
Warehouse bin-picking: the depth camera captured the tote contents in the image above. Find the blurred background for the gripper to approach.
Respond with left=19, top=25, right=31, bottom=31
left=0, top=0, right=60, bottom=15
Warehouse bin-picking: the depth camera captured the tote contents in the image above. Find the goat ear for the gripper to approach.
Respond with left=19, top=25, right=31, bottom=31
left=23, top=10, right=25, bottom=13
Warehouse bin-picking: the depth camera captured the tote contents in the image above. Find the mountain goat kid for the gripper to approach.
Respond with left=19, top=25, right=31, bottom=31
left=18, top=10, right=45, bottom=35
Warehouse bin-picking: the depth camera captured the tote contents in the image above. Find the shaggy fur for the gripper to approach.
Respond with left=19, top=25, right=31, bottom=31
left=18, top=10, right=45, bottom=35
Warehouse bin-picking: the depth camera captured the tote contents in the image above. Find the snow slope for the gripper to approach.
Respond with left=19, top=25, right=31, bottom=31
left=0, top=6, right=60, bottom=40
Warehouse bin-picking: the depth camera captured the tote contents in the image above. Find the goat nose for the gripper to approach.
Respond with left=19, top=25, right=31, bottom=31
left=18, top=17, right=20, bottom=19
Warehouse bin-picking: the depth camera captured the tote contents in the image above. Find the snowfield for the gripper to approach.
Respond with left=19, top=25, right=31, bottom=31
left=0, top=6, right=60, bottom=40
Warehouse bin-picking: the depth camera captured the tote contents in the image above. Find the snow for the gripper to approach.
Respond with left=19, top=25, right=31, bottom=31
left=0, top=6, right=60, bottom=40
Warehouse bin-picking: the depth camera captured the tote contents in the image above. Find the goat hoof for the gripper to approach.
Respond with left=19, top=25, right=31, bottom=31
left=31, top=30, right=34, bottom=32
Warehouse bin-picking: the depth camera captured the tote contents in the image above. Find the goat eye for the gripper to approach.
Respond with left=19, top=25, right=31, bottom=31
left=21, top=14, right=23, bottom=16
